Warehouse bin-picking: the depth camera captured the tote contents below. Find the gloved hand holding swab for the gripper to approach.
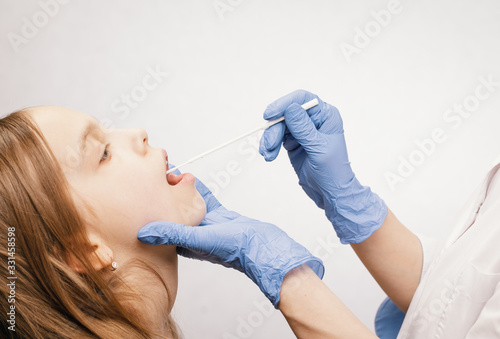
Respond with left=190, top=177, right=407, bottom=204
left=166, top=98, right=319, bottom=174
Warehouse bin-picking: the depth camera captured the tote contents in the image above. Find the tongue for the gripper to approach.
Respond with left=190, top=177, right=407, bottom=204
left=167, top=172, right=184, bottom=185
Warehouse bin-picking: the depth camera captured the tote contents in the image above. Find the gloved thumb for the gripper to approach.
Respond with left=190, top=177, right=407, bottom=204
left=284, top=103, right=321, bottom=152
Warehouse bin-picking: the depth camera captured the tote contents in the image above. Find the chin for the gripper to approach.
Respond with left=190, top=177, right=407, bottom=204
left=184, top=191, right=207, bottom=226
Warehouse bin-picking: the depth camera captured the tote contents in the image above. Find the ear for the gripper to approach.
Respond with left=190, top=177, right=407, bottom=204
left=66, top=232, right=114, bottom=274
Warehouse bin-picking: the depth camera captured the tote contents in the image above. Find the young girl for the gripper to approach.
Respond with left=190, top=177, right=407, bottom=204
left=0, top=105, right=326, bottom=338
left=0, top=105, right=210, bottom=338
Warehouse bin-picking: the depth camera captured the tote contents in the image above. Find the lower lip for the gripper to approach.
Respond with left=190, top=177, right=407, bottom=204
left=179, top=172, right=195, bottom=184
left=166, top=172, right=195, bottom=186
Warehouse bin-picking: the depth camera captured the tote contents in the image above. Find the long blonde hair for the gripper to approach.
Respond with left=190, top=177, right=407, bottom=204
left=0, top=110, right=179, bottom=338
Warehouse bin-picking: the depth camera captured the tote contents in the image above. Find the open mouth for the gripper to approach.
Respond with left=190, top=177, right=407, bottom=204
left=164, top=149, right=194, bottom=185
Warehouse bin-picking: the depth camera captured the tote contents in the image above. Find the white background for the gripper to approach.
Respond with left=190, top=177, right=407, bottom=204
left=1, top=1, right=500, bottom=338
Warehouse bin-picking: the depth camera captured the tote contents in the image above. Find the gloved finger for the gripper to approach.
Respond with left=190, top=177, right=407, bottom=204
left=194, top=176, right=222, bottom=213
left=259, top=138, right=281, bottom=162
left=284, top=103, right=322, bottom=153
left=317, top=102, right=344, bottom=135
left=137, top=220, right=215, bottom=254
left=263, top=89, right=320, bottom=121
left=139, top=222, right=228, bottom=265
left=137, top=220, right=188, bottom=246
left=176, top=246, right=234, bottom=269
left=282, top=131, right=300, bottom=152
left=176, top=246, right=209, bottom=261
left=259, top=122, right=285, bottom=161
left=176, top=246, right=196, bottom=259
left=261, top=121, right=286, bottom=152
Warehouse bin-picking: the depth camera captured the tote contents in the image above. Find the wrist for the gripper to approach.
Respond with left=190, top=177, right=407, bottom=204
left=278, top=263, right=319, bottom=311
left=324, top=180, right=388, bottom=244
left=257, top=256, right=324, bottom=309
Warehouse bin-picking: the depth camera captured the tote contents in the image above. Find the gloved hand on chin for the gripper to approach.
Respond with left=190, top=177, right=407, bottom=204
left=138, top=173, right=324, bottom=308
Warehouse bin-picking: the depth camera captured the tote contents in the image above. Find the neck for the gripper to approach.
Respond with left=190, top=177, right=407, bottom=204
left=113, top=243, right=178, bottom=336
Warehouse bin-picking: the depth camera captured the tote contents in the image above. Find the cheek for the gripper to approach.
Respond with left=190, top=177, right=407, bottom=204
left=84, top=174, right=173, bottom=230
left=169, top=185, right=207, bottom=226
left=76, top=163, right=206, bottom=237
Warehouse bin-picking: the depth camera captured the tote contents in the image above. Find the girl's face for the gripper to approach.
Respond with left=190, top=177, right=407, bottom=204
left=26, top=105, right=206, bottom=263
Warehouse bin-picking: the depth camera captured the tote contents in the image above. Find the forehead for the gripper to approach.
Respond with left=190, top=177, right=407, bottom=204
left=25, top=106, right=97, bottom=174
left=27, top=105, right=90, bottom=126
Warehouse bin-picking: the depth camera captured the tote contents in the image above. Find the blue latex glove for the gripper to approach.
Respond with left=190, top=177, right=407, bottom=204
left=259, top=89, right=388, bottom=244
left=138, top=177, right=324, bottom=308
left=375, top=297, right=405, bottom=339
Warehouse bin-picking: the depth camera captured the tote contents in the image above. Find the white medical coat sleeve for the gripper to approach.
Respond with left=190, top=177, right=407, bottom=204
left=465, top=281, right=500, bottom=338
left=413, top=232, right=439, bottom=280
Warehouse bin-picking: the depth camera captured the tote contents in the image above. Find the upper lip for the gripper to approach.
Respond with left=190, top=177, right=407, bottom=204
left=162, top=149, right=169, bottom=171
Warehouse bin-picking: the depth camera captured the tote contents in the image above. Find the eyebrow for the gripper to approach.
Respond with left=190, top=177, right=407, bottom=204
left=78, top=121, right=99, bottom=167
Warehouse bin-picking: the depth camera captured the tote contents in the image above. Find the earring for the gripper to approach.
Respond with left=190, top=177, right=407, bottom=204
left=110, top=261, right=118, bottom=271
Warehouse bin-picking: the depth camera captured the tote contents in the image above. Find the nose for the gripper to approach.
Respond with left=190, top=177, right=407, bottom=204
left=135, top=128, right=149, bottom=153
